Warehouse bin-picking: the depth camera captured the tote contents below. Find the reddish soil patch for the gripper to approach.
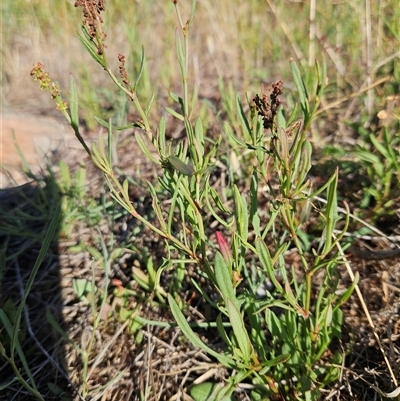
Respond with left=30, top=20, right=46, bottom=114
left=1, top=108, right=73, bottom=187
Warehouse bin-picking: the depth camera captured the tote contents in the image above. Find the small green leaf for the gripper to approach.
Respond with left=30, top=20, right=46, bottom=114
left=148, top=181, right=167, bottom=231
left=168, top=294, right=235, bottom=368
left=46, top=308, right=71, bottom=341
left=136, top=133, right=160, bottom=164
left=216, top=313, right=233, bottom=348
left=324, top=168, right=339, bottom=251
left=355, top=149, right=380, bottom=164
left=290, top=60, right=309, bottom=116
left=134, top=45, right=145, bottom=89
left=59, top=161, right=71, bottom=191
left=214, top=252, right=235, bottom=302
left=158, top=116, right=166, bottom=155
left=236, top=94, right=252, bottom=140
left=69, top=75, right=79, bottom=133
left=132, top=267, right=150, bottom=291
left=169, top=91, right=181, bottom=103
left=333, top=272, right=359, bottom=310
left=165, top=107, right=185, bottom=121
left=295, top=140, right=312, bottom=190
left=168, top=156, right=195, bottom=176
left=190, top=382, right=234, bottom=401
left=227, top=298, right=251, bottom=364
left=73, top=279, right=91, bottom=299
left=78, top=28, right=106, bottom=67
left=256, top=237, right=283, bottom=292
left=210, top=187, right=232, bottom=214
left=194, top=117, right=205, bottom=154
left=93, top=116, right=136, bottom=130
left=250, top=171, right=260, bottom=235
left=175, top=30, right=186, bottom=79
left=258, top=353, right=291, bottom=374
left=122, top=178, right=129, bottom=196
left=234, top=186, right=248, bottom=242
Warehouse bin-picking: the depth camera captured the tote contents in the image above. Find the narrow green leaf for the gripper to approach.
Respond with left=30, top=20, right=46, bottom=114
left=293, top=139, right=312, bottom=192
left=59, top=161, right=71, bottom=190
left=224, top=122, right=268, bottom=153
left=250, top=171, right=259, bottom=234
left=123, top=178, right=129, bottom=196
left=136, top=133, right=160, bottom=164
left=204, top=179, right=232, bottom=227
left=214, top=251, right=235, bottom=302
left=236, top=94, right=252, bottom=140
left=290, top=60, right=309, bottom=116
left=324, top=168, right=339, bottom=252
left=77, top=30, right=106, bottom=67
left=333, top=272, right=359, bottom=311
left=216, top=313, right=233, bottom=348
left=165, top=107, right=185, bottom=121
left=194, top=117, right=204, bottom=154
left=169, top=91, right=180, bottom=103
left=369, top=134, right=391, bottom=160
left=46, top=308, right=71, bottom=341
left=145, top=93, right=155, bottom=116
left=189, top=0, right=197, bottom=23
left=256, top=237, right=283, bottom=292
left=227, top=299, right=251, bottom=364
left=276, top=106, right=286, bottom=130
left=210, top=187, right=232, bottom=214
left=168, top=294, right=235, bottom=368
left=158, top=116, right=166, bottom=156
left=259, top=353, right=291, bottom=374
left=134, top=45, right=145, bottom=89
left=190, top=81, right=199, bottom=116
left=0, top=310, right=38, bottom=391
left=10, top=205, right=61, bottom=386
left=175, top=30, right=186, bottom=78
left=234, top=186, right=248, bottom=241
left=107, top=118, right=113, bottom=165
left=69, top=75, right=79, bottom=133
left=355, top=149, right=380, bottom=164
left=148, top=181, right=167, bottom=231
left=191, top=278, right=217, bottom=306
left=93, top=116, right=136, bottom=130
left=132, top=267, right=151, bottom=291
left=168, top=155, right=195, bottom=176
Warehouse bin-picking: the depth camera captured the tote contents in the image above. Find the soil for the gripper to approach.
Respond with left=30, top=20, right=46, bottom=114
left=1, top=107, right=75, bottom=188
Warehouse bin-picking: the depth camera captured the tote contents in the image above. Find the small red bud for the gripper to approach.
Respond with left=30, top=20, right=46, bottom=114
left=215, top=231, right=233, bottom=265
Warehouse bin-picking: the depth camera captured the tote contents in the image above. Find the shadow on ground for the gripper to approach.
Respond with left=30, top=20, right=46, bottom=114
left=0, top=175, right=73, bottom=400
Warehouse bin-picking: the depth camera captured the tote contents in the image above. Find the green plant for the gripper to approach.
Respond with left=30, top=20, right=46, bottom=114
left=30, top=0, right=358, bottom=399
left=354, top=124, right=400, bottom=214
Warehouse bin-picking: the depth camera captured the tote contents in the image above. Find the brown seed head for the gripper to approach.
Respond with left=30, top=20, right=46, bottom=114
left=74, top=0, right=107, bottom=55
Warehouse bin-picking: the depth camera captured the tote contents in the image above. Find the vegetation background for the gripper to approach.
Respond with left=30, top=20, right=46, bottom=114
left=1, top=0, right=399, bottom=400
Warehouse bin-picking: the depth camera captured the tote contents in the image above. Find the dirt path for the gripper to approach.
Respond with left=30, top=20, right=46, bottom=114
left=1, top=108, right=75, bottom=187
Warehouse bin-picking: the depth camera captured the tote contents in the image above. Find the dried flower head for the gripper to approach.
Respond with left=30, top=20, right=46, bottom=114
left=74, top=0, right=107, bottom=55
left=254, top=80, right=283, bottom=132
left=118, top=53, right=132, bottom=89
